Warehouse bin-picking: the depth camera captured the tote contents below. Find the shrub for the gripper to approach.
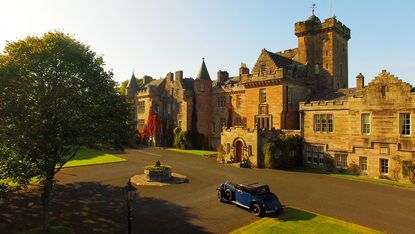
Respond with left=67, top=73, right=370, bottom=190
left=262, top=142, right=276, bottom=168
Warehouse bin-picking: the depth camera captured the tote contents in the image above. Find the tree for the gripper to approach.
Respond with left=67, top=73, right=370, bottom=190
left=0, top=32, right=134, bottom=231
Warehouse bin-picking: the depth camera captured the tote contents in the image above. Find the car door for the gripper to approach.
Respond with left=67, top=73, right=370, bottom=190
left=235, top=187, right=251, bottom=207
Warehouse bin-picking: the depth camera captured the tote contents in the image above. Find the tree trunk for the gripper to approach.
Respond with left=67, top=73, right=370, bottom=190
left=41, top=177, right=53, bottom=233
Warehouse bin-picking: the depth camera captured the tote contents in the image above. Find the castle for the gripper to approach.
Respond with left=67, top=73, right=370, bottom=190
left=127, top=13, right=414, bottom=181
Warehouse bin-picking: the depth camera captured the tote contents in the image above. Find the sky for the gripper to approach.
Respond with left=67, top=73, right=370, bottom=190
left=1, top=0, right=414, bottom=87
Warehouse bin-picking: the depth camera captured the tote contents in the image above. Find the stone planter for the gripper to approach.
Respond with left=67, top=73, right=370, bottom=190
left=144, top=166, right=172, bottom=182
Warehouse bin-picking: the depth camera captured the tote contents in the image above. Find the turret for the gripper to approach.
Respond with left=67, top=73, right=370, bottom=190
left=126, top=72, right=140, bottom=98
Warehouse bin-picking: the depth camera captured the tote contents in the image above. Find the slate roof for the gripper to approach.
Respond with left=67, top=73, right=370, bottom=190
left=127, top=73, right=140, bottom=90
left=181, top=78, right=194, bottom=90
left=196, top=58, right=211, bottom=81
left=265, top=50, right=299, bottom=69
left=309, top=88, right=359, bottom=102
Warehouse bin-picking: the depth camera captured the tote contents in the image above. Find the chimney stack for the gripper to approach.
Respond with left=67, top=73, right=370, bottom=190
left=239, top=63, right=250, bottom=75
left=217, top=70, right=229, bottom=84
left=356, top=73, right=365, bottom=90
left=175, top=70, right=183, bottom=81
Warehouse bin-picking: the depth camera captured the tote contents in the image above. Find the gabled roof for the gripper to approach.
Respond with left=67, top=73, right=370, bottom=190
left=265, top=50, right=298, bottom=69
left=196, top=58, right=211, bottom=81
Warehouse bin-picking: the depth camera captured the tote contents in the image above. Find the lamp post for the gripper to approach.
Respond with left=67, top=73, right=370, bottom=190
left=124, top=179, right=137, bottom=234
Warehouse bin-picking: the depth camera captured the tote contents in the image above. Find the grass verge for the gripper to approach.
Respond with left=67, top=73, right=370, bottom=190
left=167, top=148, right=217, bottom=156
left=299, top=168, right=415, bottom=190
left=231, top=207, right=382, bottom=234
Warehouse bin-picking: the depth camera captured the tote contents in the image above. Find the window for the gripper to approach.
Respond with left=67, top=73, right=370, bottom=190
left=314, top=115, right=321, bottom=132
left=314, top=114, right=333, bottom=133
left=217, top=96, right=226, bottom=107
left=248, top=145, right=252, bottom=156
left=321, top=114, right=327, bottom=132
left=138, top=119, right=145, bottom=131
left=287, top=87, right=293, bottom=104
left=327, top=114, right=333, bottom=132
left=138, top=101, right=145, bottom=113
left=381, top=85, right=387, bottom=98
left=400, top=113, right=411, bottom=136
left=236, top=95, right=242, bottom=108
left=380, top=159, right=389, bottom=174
left=259, top=89, right=266, bottom=103
left=256, top=116, right=271, bottom=130
left=325, top=63, right=328, bottom=69
left=359, top=157, right=368, bottom=172
left=402, top=161, right=412, bottom=178
left=305, top=145, right=324, bottom=165
left=325, top=50, right=328, bottom=56
left=335, top=153, right=348, bottom=169
left=361, top=113, right=371, bottom=135
left=260, top=64, right=266, bottom=74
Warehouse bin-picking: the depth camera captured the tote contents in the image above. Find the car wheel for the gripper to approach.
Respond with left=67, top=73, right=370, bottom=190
left=217, top=191, right=224, bottom=202
left=225, top=189, right=232, bottom=201
left=251, top=203, right=264, bottom=217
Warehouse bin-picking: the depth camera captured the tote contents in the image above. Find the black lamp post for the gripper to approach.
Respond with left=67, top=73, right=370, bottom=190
left=124, top=178, right=137, bottom=234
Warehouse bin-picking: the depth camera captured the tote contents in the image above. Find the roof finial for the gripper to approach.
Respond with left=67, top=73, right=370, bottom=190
left=311, top=3, right=316, bottom=15
left=202, top=57, right=205, bottom=62
left=132, top=68, right=135, bottom=76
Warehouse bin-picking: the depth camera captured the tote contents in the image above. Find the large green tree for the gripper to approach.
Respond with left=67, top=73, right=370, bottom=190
left=0, top=32, right=133, bottom=231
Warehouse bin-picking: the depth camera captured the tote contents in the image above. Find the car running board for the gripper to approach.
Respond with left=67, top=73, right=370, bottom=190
left=231, top=201, right=249, bottom=209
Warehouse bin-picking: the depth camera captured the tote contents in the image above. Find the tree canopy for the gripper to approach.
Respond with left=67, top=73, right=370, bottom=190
left=0, top=31, right=134, bottom=231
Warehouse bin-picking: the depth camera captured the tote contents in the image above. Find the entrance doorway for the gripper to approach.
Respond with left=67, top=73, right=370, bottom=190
left=235, top=141, right=243, bottom=162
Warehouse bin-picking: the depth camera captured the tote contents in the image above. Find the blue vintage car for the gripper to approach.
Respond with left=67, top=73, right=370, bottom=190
left=216, top=182, right=283, bottom=216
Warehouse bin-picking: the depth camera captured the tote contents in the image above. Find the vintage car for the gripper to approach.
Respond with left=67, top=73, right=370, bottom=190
left=216, top=181, right=283, bottom=216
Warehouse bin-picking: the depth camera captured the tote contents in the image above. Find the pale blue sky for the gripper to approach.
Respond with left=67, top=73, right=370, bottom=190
left=1, top=0, right=414, bottom=87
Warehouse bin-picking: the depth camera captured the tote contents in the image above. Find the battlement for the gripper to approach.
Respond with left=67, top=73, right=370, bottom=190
left=295, top=16, right=350, bottom=39
left=300, top=100, right=349, bottom=109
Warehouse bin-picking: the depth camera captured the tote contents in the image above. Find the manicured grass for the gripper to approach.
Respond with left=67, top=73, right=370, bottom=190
left=61, top=148, right=126, bottom=168
left=21, top=225, right=74, bottom=234
left=231, top=207, right=382, bottom=234
left=328, top=173, right=415, bottom=189
left=167, top=148, right=217, bottom=156
left=1, top=149, right=126, bottom=186
left=300, top=168, right=415, bottom=189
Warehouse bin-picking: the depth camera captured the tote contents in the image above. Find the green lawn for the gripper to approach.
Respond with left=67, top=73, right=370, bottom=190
left=0, top=149, right=125, bottom=186
left=300, top=168, right=415, bottom=190
left=167, top=148, right=217, bottom=156
left=231, top=207, right=382, bottom=234
left=328, top=173, right=415, bottom=189
left=61, top=148, right=126, bottom=168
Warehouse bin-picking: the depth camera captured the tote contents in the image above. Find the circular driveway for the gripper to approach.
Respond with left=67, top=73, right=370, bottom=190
left=1, top=148, right=414, bottom=233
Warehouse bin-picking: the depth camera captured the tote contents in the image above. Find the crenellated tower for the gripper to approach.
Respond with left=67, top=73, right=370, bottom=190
left=295, top=14, right=351, bottom=89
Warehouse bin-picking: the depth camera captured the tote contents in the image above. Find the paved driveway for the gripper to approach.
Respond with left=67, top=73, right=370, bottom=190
left=1, top=148, right=414, bottom=234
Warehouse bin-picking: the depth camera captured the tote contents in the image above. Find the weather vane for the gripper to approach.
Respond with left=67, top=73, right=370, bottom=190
left=311, top=4, right=316, bottom=15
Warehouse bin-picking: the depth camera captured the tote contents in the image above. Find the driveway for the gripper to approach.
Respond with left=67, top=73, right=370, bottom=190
left=1, top=148, right=414, bottom=234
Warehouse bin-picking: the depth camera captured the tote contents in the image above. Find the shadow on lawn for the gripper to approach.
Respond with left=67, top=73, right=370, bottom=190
left=0, top=182, right=208, bottom=234
left=277, top=207, right=316, bottom=222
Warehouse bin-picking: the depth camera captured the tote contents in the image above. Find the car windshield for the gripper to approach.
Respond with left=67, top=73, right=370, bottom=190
left=254, top=186, right=270, bottom=195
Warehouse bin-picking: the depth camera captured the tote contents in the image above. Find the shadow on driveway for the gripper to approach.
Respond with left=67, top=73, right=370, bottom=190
left=0, top=182, right=208, bottom=234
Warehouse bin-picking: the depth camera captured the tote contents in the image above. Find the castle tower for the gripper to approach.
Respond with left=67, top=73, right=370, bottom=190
left=194, top=58, right=212, bottom=148
left=295, top=13, right=351, bottom=89
left=126, top=72, right=140, bottom=98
